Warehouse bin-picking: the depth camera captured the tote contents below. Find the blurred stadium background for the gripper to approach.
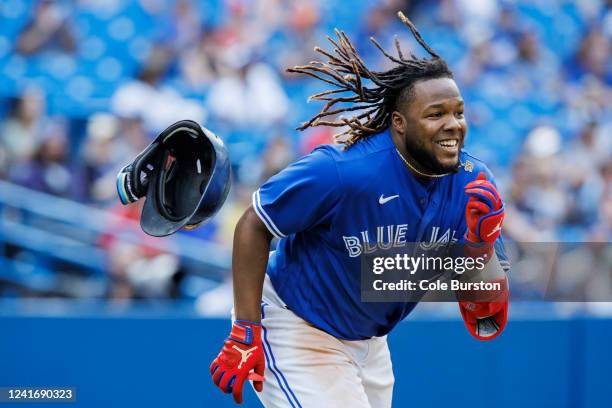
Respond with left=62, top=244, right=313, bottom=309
left=0, top=0, right=610, bottom=407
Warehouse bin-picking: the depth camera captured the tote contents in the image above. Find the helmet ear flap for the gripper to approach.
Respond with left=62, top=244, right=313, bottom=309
left=116, top=141, right=162, bottom=205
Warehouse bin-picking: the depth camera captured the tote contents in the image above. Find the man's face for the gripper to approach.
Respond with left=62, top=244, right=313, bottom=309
left=396, top=77, right=467, bottom=174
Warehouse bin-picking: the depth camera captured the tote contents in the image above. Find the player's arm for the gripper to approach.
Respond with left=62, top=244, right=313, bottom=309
left=230, top=147, right=339, bottom=321
left=210, top=147, right=340, bottom=404
left=232, top=206, right=273, bottom=323
left=210, top=205, right=270, bottom=404
left=457, top=172, right=509, bottom=341
left=456, top=249, right=508, bottom=340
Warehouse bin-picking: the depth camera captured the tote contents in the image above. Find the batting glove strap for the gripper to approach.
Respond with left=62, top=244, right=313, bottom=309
left=229, top=320, right=260, bottom=345
left=210, top=321, right=265, bottom=404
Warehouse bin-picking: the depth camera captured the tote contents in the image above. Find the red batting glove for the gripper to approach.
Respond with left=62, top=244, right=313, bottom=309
left=210, top=320, right=265, bottom=404
left=460, top=173, right=508, bottom=340
left=457, top=277, right=509, bottom=341
left=465, top=172, right=504, bottom=244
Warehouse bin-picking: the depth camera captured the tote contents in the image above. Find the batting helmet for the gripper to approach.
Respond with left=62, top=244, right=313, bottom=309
left=116, top=120, right=231, bottom=237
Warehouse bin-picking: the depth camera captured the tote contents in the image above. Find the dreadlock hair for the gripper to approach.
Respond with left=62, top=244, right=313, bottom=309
left=288, top=11, right=454, bottom=149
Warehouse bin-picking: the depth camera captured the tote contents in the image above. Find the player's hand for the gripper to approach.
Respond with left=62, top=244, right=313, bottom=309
left=461, top=173, right=508, bottom=340
left=457, top=277, right=508, bottom=341
left=210, top=320, right=265, bottom=404
left=464, top=172, right=504, bottom=243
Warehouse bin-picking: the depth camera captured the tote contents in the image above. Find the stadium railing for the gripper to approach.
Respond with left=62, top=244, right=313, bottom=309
left=0, top=180, right=230, bottom=296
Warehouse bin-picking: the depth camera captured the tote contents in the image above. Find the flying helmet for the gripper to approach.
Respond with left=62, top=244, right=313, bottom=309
left=116, top=120, right=231, bottom=237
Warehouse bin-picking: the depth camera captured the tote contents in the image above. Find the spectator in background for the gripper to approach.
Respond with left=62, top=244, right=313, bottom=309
left=113, top=116, right=150, bottom=163
left=206, top=57, right=289, bottom=128
left=272, top=0, right=322, bottom=75
left=179, top=29, right=219, bottom=89
left=77, top=113, right=119, bottom=203
left=0, top=88, right=46, bottom=168
left=9, top=118, right=74, bottom=198
left=205, top=0, right=289, bottom=128
left=572, top=26, right=611, bottom=83
left=561, top=122, right=606, bottom=230
left=455, top=41, right=492, bottom=87
left=356, top=0, right=407, bottom=65
left=564, top=27, right=612, bottom=128
left=260, top=136, right=294, bottom=181
left=599, top=162, right=612, bottom=239
left=99, top=201, right=180, bottom=300
left=161, top=0, right=202, bottom=52
left=216, top=0, right=276, bottom=56
left=111, top=46, right=206, bottom=134
left=504, top=126, right=566, bottom=240
left=506, top=119, right=612, bottom=242
left=77, top=114, right=151, bottom=204
left=512, top=31, right=561, bottom=97
left=565, top=121, right=610, bottom=175
left=16, top=0, right=76, bottom=55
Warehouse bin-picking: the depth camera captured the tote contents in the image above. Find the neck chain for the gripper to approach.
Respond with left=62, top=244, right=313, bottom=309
left=395, top=148, right=451, bottom=178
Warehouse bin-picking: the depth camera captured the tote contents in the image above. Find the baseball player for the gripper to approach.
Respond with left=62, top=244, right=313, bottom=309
left=210, top=12, right=510, bottom=407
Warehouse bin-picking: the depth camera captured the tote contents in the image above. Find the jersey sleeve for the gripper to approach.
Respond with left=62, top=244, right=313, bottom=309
left=494, top=235, right=511, bottom=273
left=479, top=166, right=510, bottom=272
left=252, top=147, right=341, bottom=238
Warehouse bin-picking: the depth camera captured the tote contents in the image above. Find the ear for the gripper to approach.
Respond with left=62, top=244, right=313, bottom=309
left=391, top=111, right=406, bottom=134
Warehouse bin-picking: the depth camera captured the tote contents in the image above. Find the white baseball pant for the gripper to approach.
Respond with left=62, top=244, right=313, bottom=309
left=245, top=274, right=395, bottom=408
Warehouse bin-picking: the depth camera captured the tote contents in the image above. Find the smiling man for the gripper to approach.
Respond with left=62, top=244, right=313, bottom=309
left=393, top=77, right=466, bottom=174
left=209, top=12, right=510, bottom=407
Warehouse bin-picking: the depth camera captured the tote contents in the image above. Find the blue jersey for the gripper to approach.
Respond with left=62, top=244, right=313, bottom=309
left=253, top=129, right=510, bottom=340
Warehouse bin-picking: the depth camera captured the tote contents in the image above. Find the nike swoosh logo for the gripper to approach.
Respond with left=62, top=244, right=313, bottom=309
left=379, top=194, right=399, bottom=205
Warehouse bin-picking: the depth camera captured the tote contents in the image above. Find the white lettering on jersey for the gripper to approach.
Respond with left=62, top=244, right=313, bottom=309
left=420, top=227, right=459, bottom=250
left=343, top=224, right=408, bottom=257
left=343, top=236, right=362, bottom=257
left=344, top=225, right=458, bottom=257
left=377, top=226, right=394, bottom=250
left=361, top=230, right=378, bottom=254
left=395, top=224, right=408, bottom=246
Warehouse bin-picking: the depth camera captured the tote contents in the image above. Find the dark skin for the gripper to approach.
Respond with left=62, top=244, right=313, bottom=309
left=391, top=77, right=467, bottom=177
left=233, top=77, right=468, bottom=322
left=233, top=206, right=273, bottom=322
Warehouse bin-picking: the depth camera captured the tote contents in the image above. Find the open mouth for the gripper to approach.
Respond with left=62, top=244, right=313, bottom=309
left=435, top=139, right=459, bottom=150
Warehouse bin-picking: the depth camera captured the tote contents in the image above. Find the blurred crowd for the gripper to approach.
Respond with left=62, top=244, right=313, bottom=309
left=0, top=0, right=610, bottom=302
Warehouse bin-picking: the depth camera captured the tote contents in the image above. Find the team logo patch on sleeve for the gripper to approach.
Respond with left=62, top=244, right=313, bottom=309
left=462, top=160, right=474, bottom=172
